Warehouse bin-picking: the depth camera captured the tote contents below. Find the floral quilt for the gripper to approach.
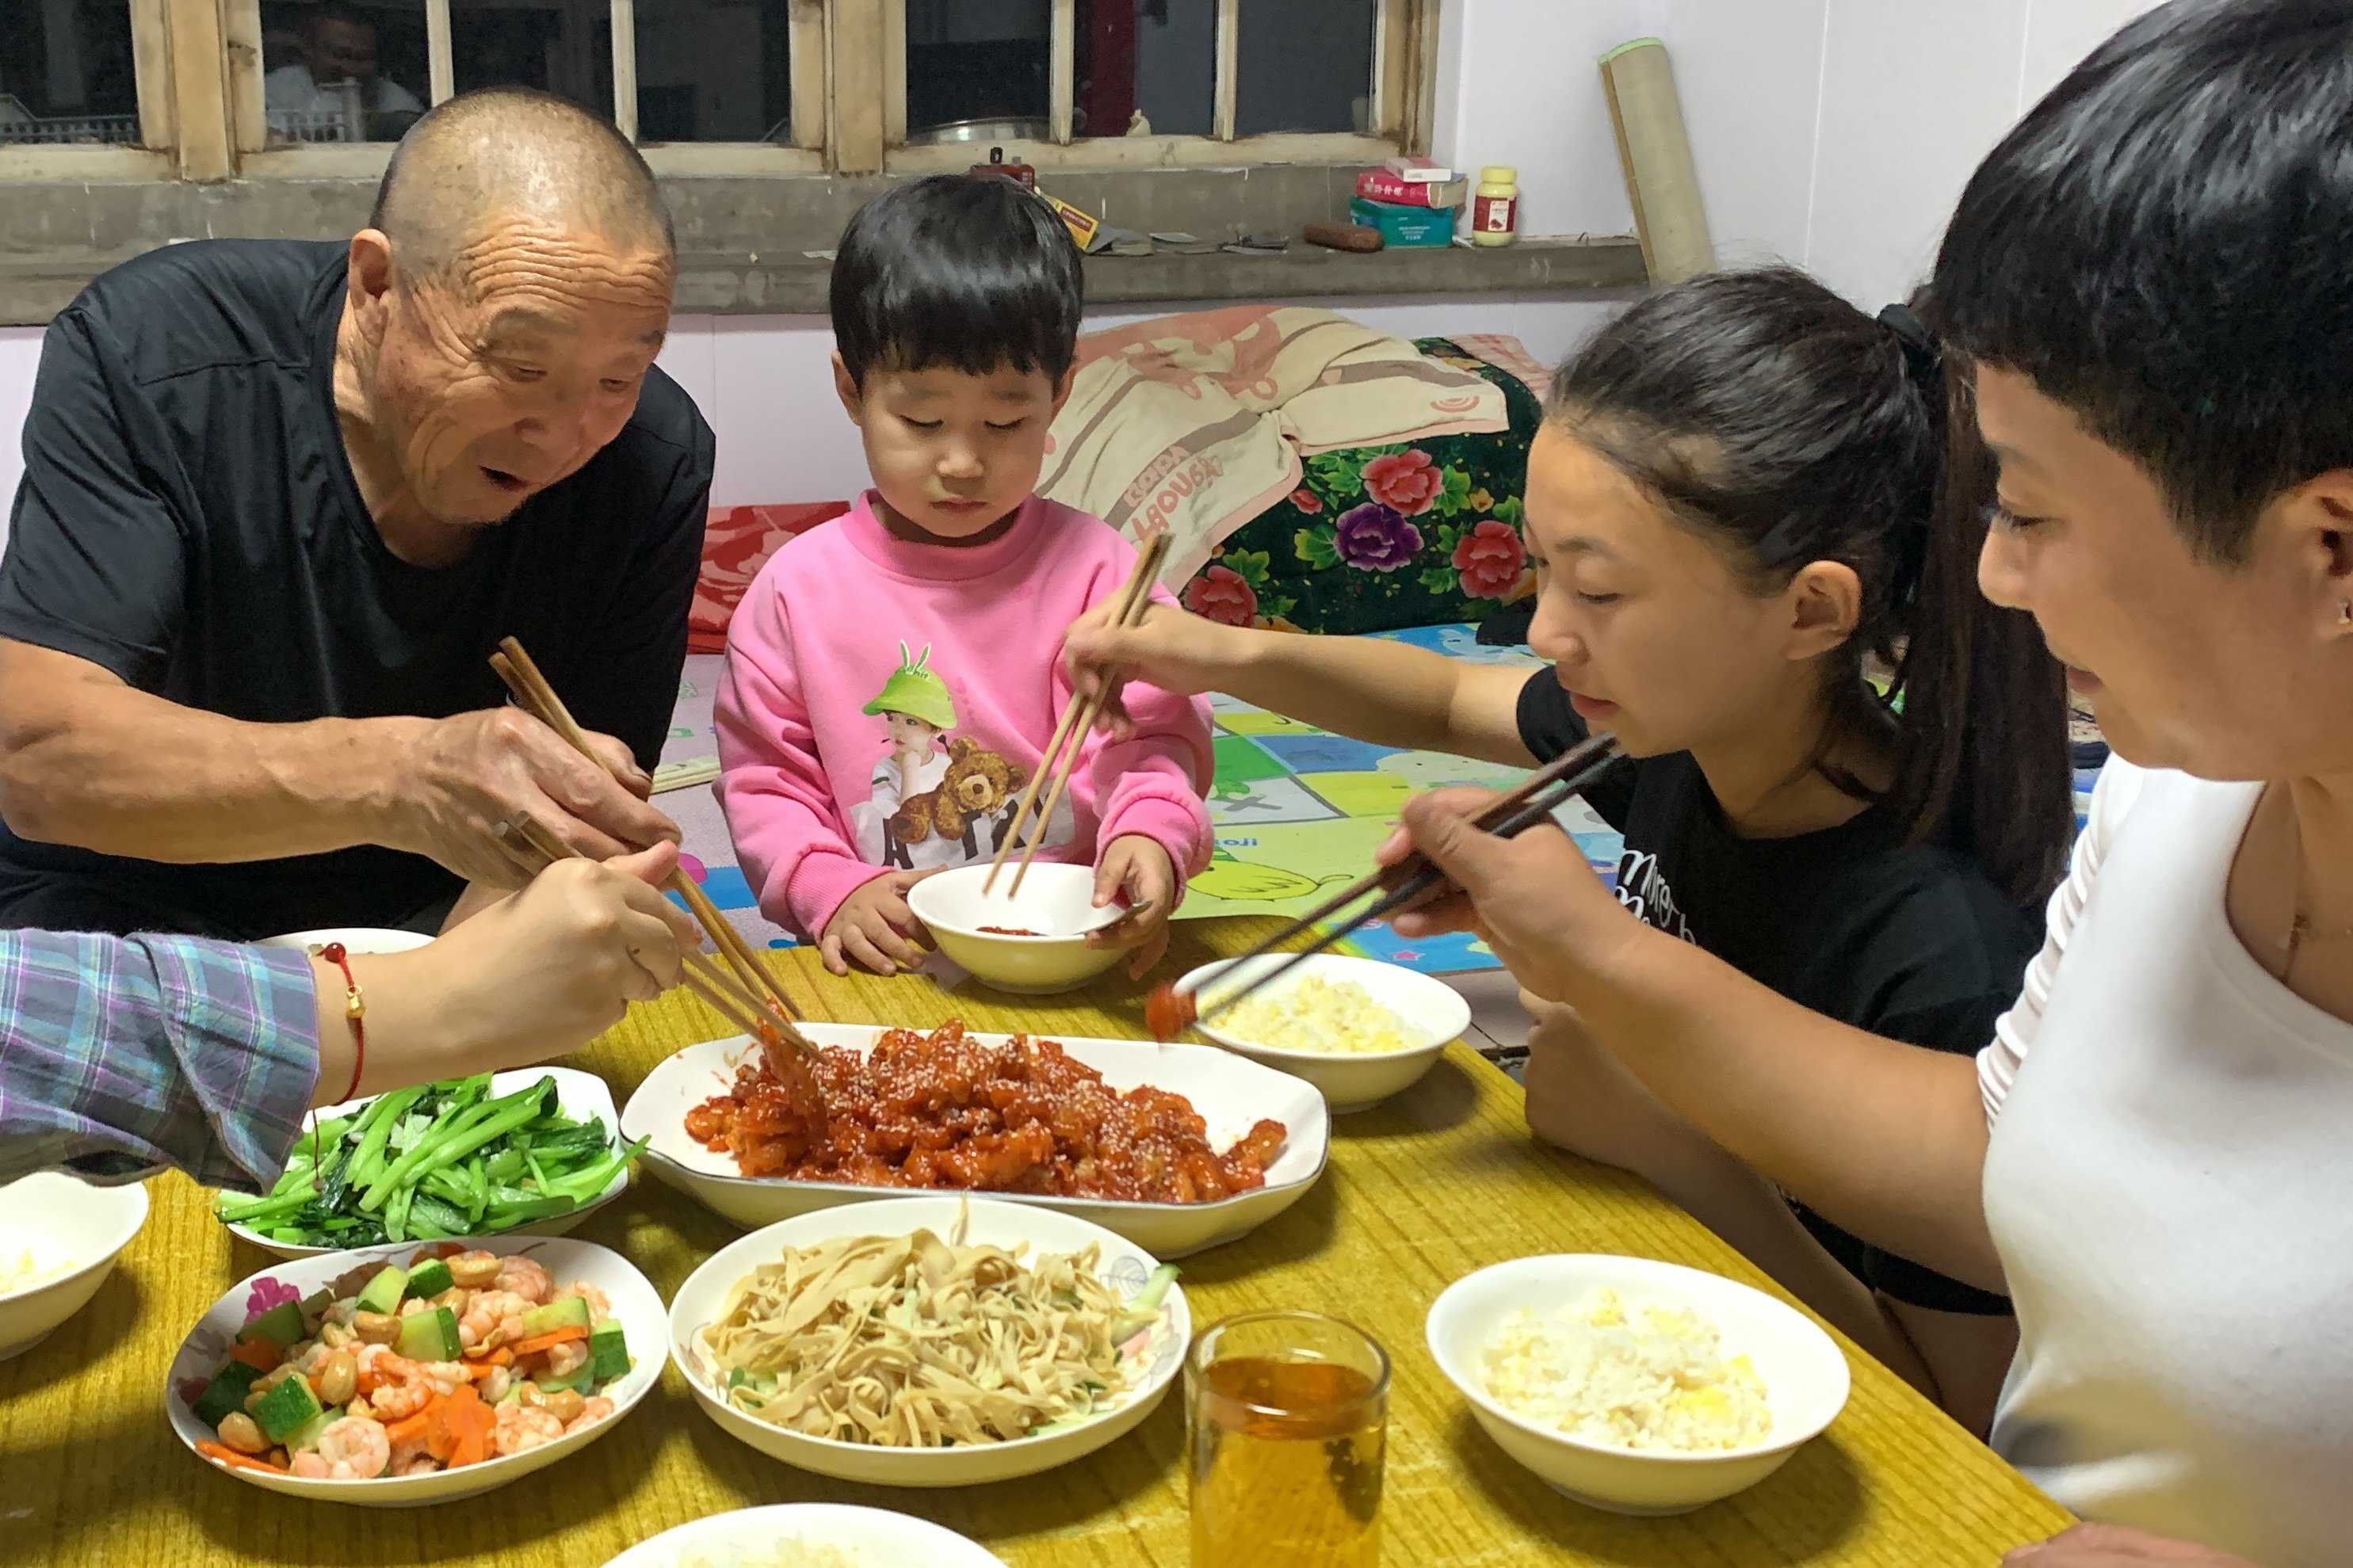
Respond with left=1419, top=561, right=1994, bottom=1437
left=1174, top=338, right=1545, bottom=635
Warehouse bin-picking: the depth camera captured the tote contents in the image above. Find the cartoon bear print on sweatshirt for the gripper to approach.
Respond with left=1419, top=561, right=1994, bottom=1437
left=850, top=643, right=1071, bottom=870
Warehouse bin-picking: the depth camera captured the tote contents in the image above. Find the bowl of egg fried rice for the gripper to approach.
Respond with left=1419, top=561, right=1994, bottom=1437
left=1174, top=954, right=1466, bottom=1112
left=1426, top=1253, right=1851, bottom=1515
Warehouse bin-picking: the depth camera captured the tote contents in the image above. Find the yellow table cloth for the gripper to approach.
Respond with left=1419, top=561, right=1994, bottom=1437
left=0, top=922, right=2068, bottom=1566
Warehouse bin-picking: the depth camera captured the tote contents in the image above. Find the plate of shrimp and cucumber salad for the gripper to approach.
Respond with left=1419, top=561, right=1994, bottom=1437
left=165, top=1236, right=666, bottom=1504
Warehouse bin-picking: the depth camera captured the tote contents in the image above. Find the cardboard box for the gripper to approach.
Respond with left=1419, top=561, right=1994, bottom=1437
left=1357, top=168, right=1471, bottom=208
left=1349, top=196, right=1457, bottom=248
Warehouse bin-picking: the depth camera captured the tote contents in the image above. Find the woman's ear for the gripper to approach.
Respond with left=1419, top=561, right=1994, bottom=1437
left=1782, top=560, right=1863, bottom=662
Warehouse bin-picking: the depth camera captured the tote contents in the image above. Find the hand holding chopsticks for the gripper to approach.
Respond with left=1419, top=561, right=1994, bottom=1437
left=985, top=532, right=1173, bottom=900
left=487, top=638, right=821, bottom=1062
left=1145, top=734, right=1624, bottom=1039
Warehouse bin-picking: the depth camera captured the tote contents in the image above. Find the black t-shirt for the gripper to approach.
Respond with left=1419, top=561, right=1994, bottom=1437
left=0, top=239, right=712, bottom=940
left=1518, top=670, right=2027, bottom=1314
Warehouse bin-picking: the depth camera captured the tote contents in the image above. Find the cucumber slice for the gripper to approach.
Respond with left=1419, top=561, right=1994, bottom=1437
left=235, top=1299, right=304, bottom=1350
left=353, top=1265, right=408, bottom=1318
left=395, top=1304, right=462, bottom=1364
left=191, top=1363, right=263, bottom=1428
left=252, top=1373, right=325, bottom=1444
left=403, top=1257, right=454, bottom=1300
left=518, top=1294, right=591, bottom=1340
left=586, top=1318, right=629, bottom=1383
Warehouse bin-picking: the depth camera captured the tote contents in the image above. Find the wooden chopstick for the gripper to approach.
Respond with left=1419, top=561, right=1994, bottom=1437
left=1187, top=735, right=1625, bottom=1028
left=494, top=812, right=822, bottom=1062
left=997, top=532, right=1171, bottom=899
left=489, top=637, right=807, bottom=1024
left=986, top=532, right=1169, bottom=895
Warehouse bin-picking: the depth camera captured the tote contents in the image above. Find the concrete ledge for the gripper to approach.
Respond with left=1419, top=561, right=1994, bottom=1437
left=675, top=237, right=1648, bottom=315
left=0, top=166, right=1647, bottom=325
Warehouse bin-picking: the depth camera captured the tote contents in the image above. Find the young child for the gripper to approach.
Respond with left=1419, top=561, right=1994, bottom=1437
left=716, top=174, right=1212, bottom=979
left=1068, top=268, right=2076, bottom=1431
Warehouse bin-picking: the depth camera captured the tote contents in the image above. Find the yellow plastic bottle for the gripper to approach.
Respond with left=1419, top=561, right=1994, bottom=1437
left=1472, top=165, right=1519, bottom=246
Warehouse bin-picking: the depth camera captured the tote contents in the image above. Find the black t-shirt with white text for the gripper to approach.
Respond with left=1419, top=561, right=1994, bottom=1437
left=0, top=239, right=712, bottom=939
left=1518, top=669, right=2028, bottom=1314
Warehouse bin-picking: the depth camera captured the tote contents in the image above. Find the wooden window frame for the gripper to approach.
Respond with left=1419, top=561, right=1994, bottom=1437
left=231, top=0, right=828, bottom=178
left=851, top=0, right=1434, bottom=177
left=0, top=0, right=178, bottom=180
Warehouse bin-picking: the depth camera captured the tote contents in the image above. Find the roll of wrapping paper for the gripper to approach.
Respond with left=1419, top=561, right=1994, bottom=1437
left=1599, top=37, right=1715, bottom=284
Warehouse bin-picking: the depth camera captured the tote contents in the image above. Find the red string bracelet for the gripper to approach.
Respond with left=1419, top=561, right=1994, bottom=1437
left=316, top=940, right=367, bottom=1105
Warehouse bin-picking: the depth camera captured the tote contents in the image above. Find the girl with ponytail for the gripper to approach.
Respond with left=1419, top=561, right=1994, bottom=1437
left=1064, top=266, right=2074, bottom=1427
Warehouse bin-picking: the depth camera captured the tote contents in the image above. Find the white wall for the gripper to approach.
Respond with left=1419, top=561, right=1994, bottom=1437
left=1654, top=0, right=2163, bottom=308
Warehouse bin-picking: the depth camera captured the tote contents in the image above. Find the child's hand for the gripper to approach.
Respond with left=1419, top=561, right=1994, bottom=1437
left=820, top=869, right=934, bottom=976
left=1090, top=834, right=1176, bottom=978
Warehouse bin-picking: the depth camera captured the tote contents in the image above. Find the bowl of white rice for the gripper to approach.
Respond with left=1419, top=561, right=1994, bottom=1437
left=1426, top=1253, right=1850, bottom=1515
left=601, top=1502, right=1006, bottom=1567
left=1175, top=955, right=1465, bottom=1112
left=0, top=1172, right=148, bottom=1362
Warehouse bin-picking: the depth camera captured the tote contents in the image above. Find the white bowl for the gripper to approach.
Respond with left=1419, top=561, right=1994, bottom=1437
left=907, top=864, right=1126, bottom=994
left=621, top=1024, right=1327, bottom=1257
left=259, top=927, right=434, bottom=956
left=671, top=1196, right=1187, bottom=1488
left=220, top=1066, right=634, bottom=1258
left=0, top=1173, right=149, bottom=1361
left=166, top=1235, right=667, bottom=1506
left=1178, top=954, right=1465, bottom=1113
left=605, top=1504, right=1007, bottom=1567
left=1425, top=1254, right=1851, bottom=1516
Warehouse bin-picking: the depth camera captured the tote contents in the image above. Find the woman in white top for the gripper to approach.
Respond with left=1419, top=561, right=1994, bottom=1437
left=1382, top=4, right=2353, bottom=1564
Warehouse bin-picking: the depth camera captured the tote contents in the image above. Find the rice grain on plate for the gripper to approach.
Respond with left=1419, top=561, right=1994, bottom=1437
left=1216, top=976, right=1419, bottom=1055
left=1480, top=1287, right=1770, bottom=1452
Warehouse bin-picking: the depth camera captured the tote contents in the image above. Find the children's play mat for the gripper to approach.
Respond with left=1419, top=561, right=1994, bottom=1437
left=659, top=624, right=2099, bottom=979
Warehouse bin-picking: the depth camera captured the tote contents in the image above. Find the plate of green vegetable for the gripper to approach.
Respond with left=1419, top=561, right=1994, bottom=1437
left=216, top=1068, right=643, bottom=1257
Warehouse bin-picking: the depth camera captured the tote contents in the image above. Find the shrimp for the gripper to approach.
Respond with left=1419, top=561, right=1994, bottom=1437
left=456, top=1289, right=533, bottom=1352
left=493, top=1255, right=554, bottom=1306
left=479, top=1366, right=512, bottom=1404
left=288, top=1416, right=391, bottom=1480
left=493, top=1402, right=565, bottom=1457
left=561, top=1395, right=614, bottom=1438
left=356, top=1349, right=433, bottom=1421
left=419, top=1360, right=472, bottom=1397
left=553, top=1280, right=611, bottom=1318
left=544, top=1340, right=590, bottom=1379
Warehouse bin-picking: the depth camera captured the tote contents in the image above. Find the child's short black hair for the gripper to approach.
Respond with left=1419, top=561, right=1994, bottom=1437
left=831, top=174, right=1085, bottom=389
left=1930, top=0, right=2353, bottom=563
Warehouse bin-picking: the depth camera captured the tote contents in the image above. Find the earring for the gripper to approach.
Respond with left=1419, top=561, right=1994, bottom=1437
left=2342, top=601, right=2352, bottom=627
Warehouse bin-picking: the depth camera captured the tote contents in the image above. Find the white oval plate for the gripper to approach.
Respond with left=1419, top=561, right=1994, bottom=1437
left=167, top=1235, right=667, bottom=1506
left=222, top=1067, right=632, bottom=1259
left=621, top=1024, right=1327, bottom=1258
left=258, top=927, right=434, bottom=956
left=671, top=1196, right=1187, bottom=1489
left=0, top=1173, right=149, bottom=1361
left=605, top=1504, right=1008, bottom=1568
left=1178, top=953, right=1465, bottom=1114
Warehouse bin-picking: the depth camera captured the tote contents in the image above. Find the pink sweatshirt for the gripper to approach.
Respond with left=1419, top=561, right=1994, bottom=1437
left=716, top=491, right=1214, bottom=940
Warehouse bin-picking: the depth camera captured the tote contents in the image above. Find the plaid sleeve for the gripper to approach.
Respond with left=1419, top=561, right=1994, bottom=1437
left=0, top=930, right=320, bottom=1193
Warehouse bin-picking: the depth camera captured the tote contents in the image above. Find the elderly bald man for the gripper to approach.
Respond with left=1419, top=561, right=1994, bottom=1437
left=0, top=89, right=710, bottom=940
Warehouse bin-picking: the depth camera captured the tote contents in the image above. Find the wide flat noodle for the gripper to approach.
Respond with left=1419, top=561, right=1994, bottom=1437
left=701, top=1227, right=1129, bottom=1448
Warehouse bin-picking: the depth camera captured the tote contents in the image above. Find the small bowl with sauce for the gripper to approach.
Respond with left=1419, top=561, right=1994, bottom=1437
left=908, top=864, right=1130, bottom=994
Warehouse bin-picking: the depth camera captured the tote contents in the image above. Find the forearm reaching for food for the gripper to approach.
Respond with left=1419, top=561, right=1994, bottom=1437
left=1390, top=786, right=2005, bottom=1292
left=0, top=640, right=678, bottom=888
left=1064, top=602, right=1536, bottom=765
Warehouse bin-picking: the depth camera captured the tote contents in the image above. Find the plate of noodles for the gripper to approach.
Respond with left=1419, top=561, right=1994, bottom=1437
left=620, top=1021, right=1328, bottom=1258
left=603, top=1504, right=1007, bottom=1566
left=669, top=1196, right=1190, bottom=1488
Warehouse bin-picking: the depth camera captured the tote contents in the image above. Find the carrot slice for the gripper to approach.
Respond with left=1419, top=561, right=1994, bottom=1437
left=504, top=1325, right=589, bottom=1356
left=382, top=1396, right=443, bottom=1450
left=460, top=1346, right=513, bottom=1369
left=226, top=1339, right=282, bottom=1372
left=443, top=1385, right=491, bottom=1468
left=197, top=1440, right=288, bottom=1475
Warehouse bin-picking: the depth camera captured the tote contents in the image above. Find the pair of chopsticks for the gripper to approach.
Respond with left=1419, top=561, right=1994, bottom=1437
left=487, top=637, right=819, bottom=1063
left=1165, top=732, right=1625, bottom=1034
left=984, top=532, right=1172, bottom=900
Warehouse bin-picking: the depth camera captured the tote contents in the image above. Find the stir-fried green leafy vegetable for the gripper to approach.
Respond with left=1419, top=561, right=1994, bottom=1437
left=215, top=1074, right=644, bottom=1246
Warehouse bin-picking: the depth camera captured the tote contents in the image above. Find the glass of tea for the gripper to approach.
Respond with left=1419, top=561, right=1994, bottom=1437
left=1186, top=1310, right=1390, bottom=1568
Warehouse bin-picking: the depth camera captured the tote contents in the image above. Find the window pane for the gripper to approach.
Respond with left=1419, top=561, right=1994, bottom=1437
left=0, top=0, right=140, bottom=146
left=450, top=0, right=612, bottom=120
left=634, top=0, right=794, bottom=143
left=1234, top=0, right=1375, bottom=136
left=1077, top=0, right=1212, bottom=139
left=260, top=2, right=428, bottom=143
left=904, top=0, right=1049, bottom=142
